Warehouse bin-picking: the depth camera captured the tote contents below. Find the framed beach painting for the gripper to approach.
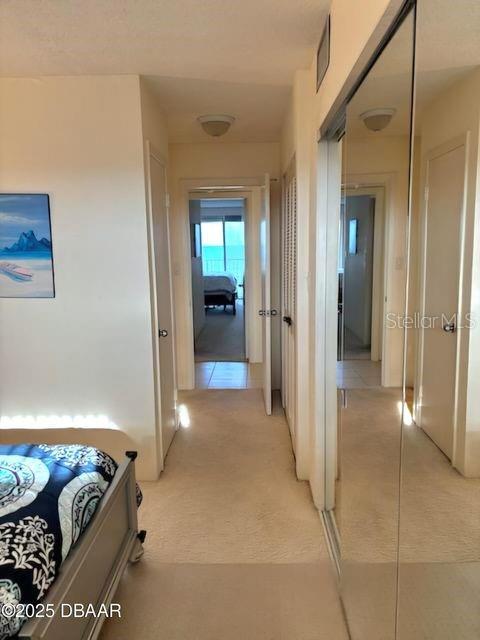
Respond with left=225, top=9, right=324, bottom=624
left=0, top=194, right=55, bottom=298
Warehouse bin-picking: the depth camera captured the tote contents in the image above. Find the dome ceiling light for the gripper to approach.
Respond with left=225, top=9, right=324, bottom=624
left=360, top=108, right=396, bottom=132
left=198, top=114, right=235, bottom=137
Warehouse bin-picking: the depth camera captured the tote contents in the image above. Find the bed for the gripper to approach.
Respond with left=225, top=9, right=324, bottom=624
left=0, top=444, right=144, bottom=640
left=203, top=272, right=238, bottom=315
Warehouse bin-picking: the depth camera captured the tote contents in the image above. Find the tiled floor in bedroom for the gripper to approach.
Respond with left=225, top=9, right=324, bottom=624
left=195, top=361, right=262, bottom=389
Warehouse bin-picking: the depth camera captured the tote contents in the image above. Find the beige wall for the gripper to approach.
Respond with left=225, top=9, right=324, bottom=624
left=0, top=75, right=167, bottom=480
left=168, top=142, right=281, bottom=389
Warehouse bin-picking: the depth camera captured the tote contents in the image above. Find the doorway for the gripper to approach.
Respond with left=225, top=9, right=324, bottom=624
left=337, top=187, right=385, bottom=389
left=342, top=194, right=375, bottom=360
left=190, top=198, right=246, bottom=363
left=188, top=188, right=267, bottom=394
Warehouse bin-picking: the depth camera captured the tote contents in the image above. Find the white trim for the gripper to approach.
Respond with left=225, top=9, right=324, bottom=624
left=261, top=172, right=272, bottom=415
left=145, top=140, right=178, bottom=470
left=311, top=138, right=342, bottom=510
left=144, top=141, right=164, bottom=469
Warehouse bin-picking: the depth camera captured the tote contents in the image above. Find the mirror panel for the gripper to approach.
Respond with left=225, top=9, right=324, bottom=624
left=398, top=1, right=480, bottom=638
left=330, top=10, right=415, bottom=639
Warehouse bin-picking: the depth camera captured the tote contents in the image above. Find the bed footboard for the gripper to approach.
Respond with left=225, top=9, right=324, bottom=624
left=18, top=451, right=143, bottom=640
left=204, top=291, right=237, bottom=314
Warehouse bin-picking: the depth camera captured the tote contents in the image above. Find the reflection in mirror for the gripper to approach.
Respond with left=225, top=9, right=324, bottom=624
left=399, top=1, right=480, bottom=638
left=328, top=9, right=415, bottom=640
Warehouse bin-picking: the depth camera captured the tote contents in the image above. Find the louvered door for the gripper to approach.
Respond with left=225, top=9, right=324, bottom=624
left=281, top=167, right=297, bottom=444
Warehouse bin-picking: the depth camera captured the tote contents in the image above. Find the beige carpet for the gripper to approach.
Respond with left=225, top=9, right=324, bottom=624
left=195, top=300, right=246, bottom=362
left=335, top=386, right=480, bottom=640
left=336, top=386, right=480, bottom=563
left=100, top=389, right=348, bottom=640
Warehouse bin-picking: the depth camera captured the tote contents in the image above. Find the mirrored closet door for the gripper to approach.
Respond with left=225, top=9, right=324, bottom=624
left=324, top=1, right=480, bottom=639
left=326, top=6, right=415, bottom=640
left=398, top=1, right=480, bottom=638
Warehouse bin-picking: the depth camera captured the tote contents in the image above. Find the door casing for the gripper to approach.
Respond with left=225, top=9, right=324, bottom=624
left=145, top=141, right=178, bottom=471
left=414, top=134, right=469, bottom=469
left=261, top=173, right=272, bottom=415
left=178, top=178, right=266, bottom=390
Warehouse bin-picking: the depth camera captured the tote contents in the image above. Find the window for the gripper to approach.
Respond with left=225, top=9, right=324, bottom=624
left=224, top=220, right=245, bottom=287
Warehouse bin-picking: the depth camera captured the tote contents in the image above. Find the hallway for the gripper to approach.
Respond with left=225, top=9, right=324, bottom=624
left=195, top=300, right=246, bottom=362
left=100, top=389, right=348, bottom=640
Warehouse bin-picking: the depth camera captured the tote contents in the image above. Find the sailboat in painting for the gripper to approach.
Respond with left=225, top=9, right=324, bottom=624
left=0, top=262, right=34, bottom=281
left=0, top=194, right=55, bottom=298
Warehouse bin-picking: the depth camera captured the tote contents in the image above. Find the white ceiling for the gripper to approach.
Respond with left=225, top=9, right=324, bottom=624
left=144, top=76, right=290, bottom=143
left=0, top=0, right=330, bottom=142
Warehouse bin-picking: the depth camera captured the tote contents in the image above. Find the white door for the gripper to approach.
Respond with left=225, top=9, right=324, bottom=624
left=148, top=149, right=177, bottom=461
left=281, top=171, right=297, bottom=441
left=261, top=174, right=272, bottom=415
left=418, top=140, right=466, bottom=459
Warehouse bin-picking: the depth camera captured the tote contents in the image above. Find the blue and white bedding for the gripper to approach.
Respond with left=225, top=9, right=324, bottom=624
left=0, top=444, right=117, bottom=639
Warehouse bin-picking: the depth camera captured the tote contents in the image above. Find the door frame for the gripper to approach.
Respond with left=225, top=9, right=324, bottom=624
left=261, top=173, right=272, bottom=415
left=179, top=177, right=265, bottom=389
left=345, top=173, right=404, bottom=387
left=414, top=133, right=469, bottom=470
left=145, top=140, right=178, bottom=472
left=344, top=185, right=386, bottom=367
left=188, top=190, right=250, bottom=361
left=311, top=138, right=343, bottom=509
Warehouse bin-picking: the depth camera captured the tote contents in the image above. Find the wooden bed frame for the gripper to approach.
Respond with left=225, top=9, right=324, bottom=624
left=204, top=290, right=237, bottom=315
left=19, top=451, right=145, bottom=640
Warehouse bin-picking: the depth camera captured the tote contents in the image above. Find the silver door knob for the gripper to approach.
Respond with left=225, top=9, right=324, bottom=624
left=159, top=329, right=168, bottom=337
left=443, top=322, right=456, bottom=333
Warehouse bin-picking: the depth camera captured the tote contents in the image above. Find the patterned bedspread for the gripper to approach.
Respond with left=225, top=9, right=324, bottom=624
left=0, top=444, right=118, bottom=639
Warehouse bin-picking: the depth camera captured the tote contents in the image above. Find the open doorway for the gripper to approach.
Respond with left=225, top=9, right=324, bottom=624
left=337, top=187, right=384, bottom=388
left=180, top=180, right=271, bottom=405
left=190, top=197, right=246, bottom=362
left=189, top=195, right=263, bottom=390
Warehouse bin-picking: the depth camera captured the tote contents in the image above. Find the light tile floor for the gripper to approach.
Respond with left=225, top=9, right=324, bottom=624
left=195, top=361, right=263, bottom=389
left=336, top=359, right=381, bottom=388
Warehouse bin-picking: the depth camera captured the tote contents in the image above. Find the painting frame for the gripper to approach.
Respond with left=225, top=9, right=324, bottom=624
left=0, top=193, right=56, bottom=299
